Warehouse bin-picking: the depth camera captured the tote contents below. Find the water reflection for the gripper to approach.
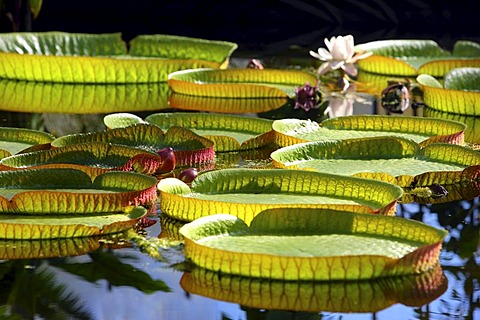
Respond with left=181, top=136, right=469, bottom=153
left=0, top=80, right=171, bottom=114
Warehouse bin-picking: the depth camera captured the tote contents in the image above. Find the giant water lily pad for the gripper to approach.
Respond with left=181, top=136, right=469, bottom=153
left=0, top=80, right=171, bottom=113
left=179, top=208, right=447, bottom=280
left=417, top=67, right=480, bottom=115
left=181, top=263, right=446, bottom=312
left=0, top=127, right=54, bottom=157
left=271, top=137, right=480, bottom=187
left=158, top=168, right=403, bottom=224
left=0, top=168, right=157, bottom=214
left=0, top=206, right=147, bottom=240
left=0, top=32, right=237, bottom=83
left=0, top=142, right=169, bottom=177
left=143, top=112, right=274, bottom=152
left=167, top=68, right=317, bottom=98
left=51, top=123, right=215, bottom=166
left=356, top=39, right=480, bottom=76
left=271, top=115, right=465, bottom=148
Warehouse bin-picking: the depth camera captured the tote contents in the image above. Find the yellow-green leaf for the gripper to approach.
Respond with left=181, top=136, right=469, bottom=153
left=168, top=68, right=317, bottom=98
left=158, top=168, right=403, bottom=224
left=179, top=209, right=447, bottom=280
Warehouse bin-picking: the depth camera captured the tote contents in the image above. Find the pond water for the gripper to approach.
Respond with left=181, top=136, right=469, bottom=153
left=0, top=67, right=479, bottom=319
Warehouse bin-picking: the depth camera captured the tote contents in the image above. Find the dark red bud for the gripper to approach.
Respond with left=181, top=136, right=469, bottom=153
left=156, top=147, right=176, bottom=172
left=177, top=167, right=198, bottom=183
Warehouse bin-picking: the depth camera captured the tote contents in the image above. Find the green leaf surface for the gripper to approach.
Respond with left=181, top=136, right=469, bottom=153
left=417, top=68, right=480, bottom=115
left=158, top=168, right=403, bottom=224
left=0, top=127, right=54, bottom=155
left=0, top=169, right=157, bottom=214
left=272, top=115, right=466, bottom=148
left=51, top=123, right=215, bottom=166
left=356, top=39, right=480, bottom=76
left=180, top=209, right=447, bottom=280
left=181, top=263, right=447, bottom=313
left=168, top=68, right=317, bottom=98
left=0, top=206, right=147, bottom=239
left=271, top=137, right=480, bottom=187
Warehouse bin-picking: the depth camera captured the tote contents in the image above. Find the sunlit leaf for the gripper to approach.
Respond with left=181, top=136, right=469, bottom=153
left=356, top=39, right=480, bottom=76
left=180, top=209, right=447, bottom=280
left=417, top=67, right=480, bottom=115
left=51, top=123, right=215, bottom=166
left=0, top=205, right=147, bottom=239
left=272, top=115, right=466, bottom=148
left=271, top=136, right=480, bottom=187
left=0, top=127, right=54, bottom=156
left=181, top=263, right=447, bottom=312
left=0, top=142, right=166, bottom=177
left=0, top=169, right=157, bottom=214
left=0, top=80, right=171, bottom=113
left=158, top=168, right=403, bottom=224
left=0, top=32, right=236, bottom=83
left=144, top=112, right=274, bottom=152
left=103, top=113, right=145, bottom=129
left=168, top=68, right=317, bottom=98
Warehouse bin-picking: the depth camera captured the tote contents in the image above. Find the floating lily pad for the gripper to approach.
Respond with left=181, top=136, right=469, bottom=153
left=0, top=142, right=168, bottom=177
left=417, top=67, right=480, bottom=115
left=144, top=112, right=274, bottom=152
left=168, top=68, right=317, bottom=98
left=168, top=93, right=289, bottom=114
left=272, top=115, right=465, bottom=148
left=356, top=39, right=480, bottom=76
left=271, top=136, right=480, bottom=187
left=0, top=80, right=171, bottom=113
left=0, top=206, right=147, bottom=240
left=158, top=168, right=403, bottom=224
left=180, top=208, right=447, bottom=280
left=0, top=168, right=157, bottom=214
left=0, top=32, right=237, bottom=83
left=0, top=127, right=54, bottom=157
left=181, top=263, right=447, bottom=313
left=423, top=107, right=480, bottom=144
left=51, top=123, right=215, bottom=166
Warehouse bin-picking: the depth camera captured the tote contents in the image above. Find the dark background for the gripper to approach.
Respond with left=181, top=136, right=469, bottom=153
left=4, top=0, right=480, bottom=56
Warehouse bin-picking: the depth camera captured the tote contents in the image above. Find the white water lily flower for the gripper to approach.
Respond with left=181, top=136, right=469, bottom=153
left=310, top=35, right=372, bottom=77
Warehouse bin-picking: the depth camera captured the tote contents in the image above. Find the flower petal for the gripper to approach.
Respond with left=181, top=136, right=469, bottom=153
left=344, top=35, right=355, bottom=58
left=342, top=63, right=358, bottom=77
left=317, top=62, right=333, bottom=75
left=324, top=37, right=334, bottom=52
left=330, top=60, right=345, bottom=70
